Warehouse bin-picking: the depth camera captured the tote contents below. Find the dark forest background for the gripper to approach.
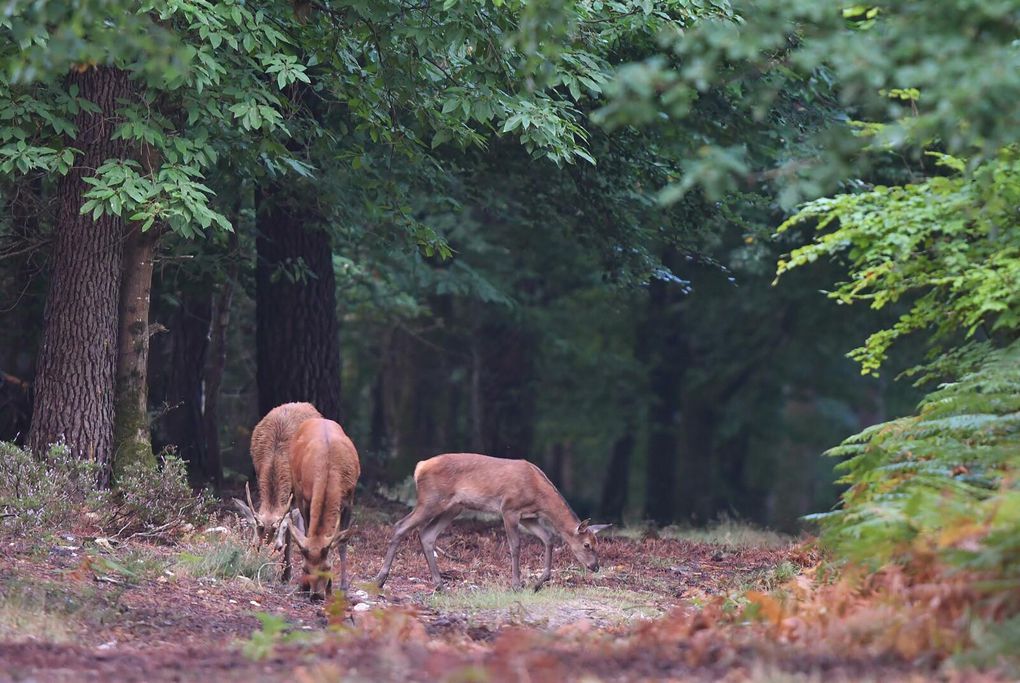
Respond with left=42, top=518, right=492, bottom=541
left=3, top=0, right=978, bottom=532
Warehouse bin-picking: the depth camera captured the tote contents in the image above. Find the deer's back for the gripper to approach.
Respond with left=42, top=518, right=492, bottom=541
left=414, top=453, right=548, bottom=513
left=290, top=418, right=361, bottom=535
left=251, top=402, right=321, bottom=474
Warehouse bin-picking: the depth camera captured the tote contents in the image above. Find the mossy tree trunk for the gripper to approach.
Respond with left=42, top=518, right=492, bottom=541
left=112, top=223, right=160, bottom=479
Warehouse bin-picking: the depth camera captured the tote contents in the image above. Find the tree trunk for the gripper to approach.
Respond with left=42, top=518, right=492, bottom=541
left=469, top=334, right=485, bottom=452
left=641, top=271, right=685, bottom=525
left=600, top=430, right=634, bottom=522
left=547, top=441, right=574, bottom=493
left=0, top=180, right=42, bottom=443
left=29, top=67, right=134, bottom=485
left=155, top=290, right=212, bottom=480
left=255, top=187, right=342, bottom=420
left=677, top=397, right=715, bottom=523
left=201, top=263, right=234, bottom=490
left=112, top=224, right=159, bottom=479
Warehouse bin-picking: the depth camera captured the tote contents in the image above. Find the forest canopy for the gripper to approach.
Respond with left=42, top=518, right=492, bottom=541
left=2, top=0, right=1020, bottom=676
left=0, top=0, right=1017, bottom=585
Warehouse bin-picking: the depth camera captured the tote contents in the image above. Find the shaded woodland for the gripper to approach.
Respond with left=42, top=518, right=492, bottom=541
left=2, top=0, right=1020, bottom=679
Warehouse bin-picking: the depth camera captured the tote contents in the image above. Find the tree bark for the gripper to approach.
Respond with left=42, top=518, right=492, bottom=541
left=29, top=67, right=134, bottom=485
left=641, top=270, right=685, bottom=525
left=200, top=232, right=239, bottom=490
left=112, top=224, right=159, bottom=479
left=0, top=180, right=42, bottom=443
left=255, top=187, right=342, bottom=421
left=161, top=291, right=212, bottom=479
left=676, top=398, right=715, bottom=523
left=600, top=430, right=634, bottom=522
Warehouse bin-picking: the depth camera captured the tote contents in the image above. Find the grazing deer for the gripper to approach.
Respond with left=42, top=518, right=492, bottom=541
left=373, top=453, right=611, bottom=591
left=233, top=401, right=321, bottom=581
left=277, top=417, right=360, bottom=601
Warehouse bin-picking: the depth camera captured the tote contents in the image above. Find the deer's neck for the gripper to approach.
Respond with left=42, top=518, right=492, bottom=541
left=534, top=477, right=580, bottom=540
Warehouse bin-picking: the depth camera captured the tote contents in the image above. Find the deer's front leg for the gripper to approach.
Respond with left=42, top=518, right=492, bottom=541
left=534, top=538, right=553, bottom=592
left=502, top=511, right=523, bottom=590
left=520, top=519, right=553, bottom=592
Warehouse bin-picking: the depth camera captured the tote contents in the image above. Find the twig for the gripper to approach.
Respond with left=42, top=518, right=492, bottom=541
left=124, top=520, right=180, bottom=541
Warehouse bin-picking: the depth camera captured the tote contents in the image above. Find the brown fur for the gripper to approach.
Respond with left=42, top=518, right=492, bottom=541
left=376, top=453, right=610, bottom=591
left=286, top=418, right=361, bottom=600
left=250, top=402, right=321, bottom=523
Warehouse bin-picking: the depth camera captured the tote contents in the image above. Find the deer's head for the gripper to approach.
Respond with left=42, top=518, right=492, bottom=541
left=565, top=518, right=612, bottom=572
left=285, top=509, right=354, bottom=601
left=232, top=483, right=290, bottom=550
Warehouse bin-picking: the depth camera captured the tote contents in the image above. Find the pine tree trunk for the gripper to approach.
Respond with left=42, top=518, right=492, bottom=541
left=201, top=233, right=238, bottom=490
left=112, top=224, right=159, bottom=478
left=600, top=430, right=634, bottom=522
left=161, top=291, right=212, bottom=479
left=29, top=67, right=133, bottom=485
left=0, top=180, right=41, bottom=443
left=677, top=398, right=714, bottom=523
left=255, top=187, right=342, bottom=420
left=478, top=320, right=535, bottom=458
left=641, top=271, right=685, bottom=525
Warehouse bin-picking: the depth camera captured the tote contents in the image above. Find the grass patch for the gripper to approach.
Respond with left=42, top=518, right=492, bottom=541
left=426, top=585, right=660, bottom=625
left=0, top=591, right=76, bottom=642
left=0, top=577, right=122, bottom=642
left=87, top=546, right=169, bottom=585
left=613, top=519, right=792, bottom=550
left=176, top=537, right=277, bottom=581
left=749, top=560, right=801, bottom=592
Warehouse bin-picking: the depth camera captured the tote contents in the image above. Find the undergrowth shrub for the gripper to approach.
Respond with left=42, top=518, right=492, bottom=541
left=108, top=449, right=212, bottom=538
left=0, top=441, right=109, bottom=535
left=810, top=342, right=1020, bottom=624
left=0, top=441, right=211, bottom=541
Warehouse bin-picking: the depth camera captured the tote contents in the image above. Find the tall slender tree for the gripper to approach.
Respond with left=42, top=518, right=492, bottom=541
left=29, top=67, right=134, bottom=483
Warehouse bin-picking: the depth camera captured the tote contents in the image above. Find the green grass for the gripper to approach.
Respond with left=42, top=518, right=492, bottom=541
left=426, top=585, right=661, bottom=625
left=0, top=591, right=77, bottom=642
left=0, top=577, right=122, bottom=643
left=88, top=546, right=169, bottom=584
left=613, top=519, right=792, bottom=550
left=175, top=537, right=277, bottom=581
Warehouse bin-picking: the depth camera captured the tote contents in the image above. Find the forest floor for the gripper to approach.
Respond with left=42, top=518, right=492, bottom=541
left=0, top=496, right=1004, bottom=682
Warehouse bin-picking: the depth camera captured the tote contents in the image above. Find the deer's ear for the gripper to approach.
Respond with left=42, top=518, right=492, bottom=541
left=586, top=524, right=612, bottom=535
left=575, top=519, right=591, bottom=534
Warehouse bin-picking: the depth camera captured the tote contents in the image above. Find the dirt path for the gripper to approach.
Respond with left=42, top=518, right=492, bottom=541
left=0, top=507, right=959, bottom=682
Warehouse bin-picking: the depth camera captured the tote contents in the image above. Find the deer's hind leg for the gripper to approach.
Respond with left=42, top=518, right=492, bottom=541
left=419, top=506, right=462, bottom=589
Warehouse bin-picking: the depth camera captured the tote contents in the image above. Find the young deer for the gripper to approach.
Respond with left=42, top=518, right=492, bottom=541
left=233, top=401, right=321, bottom=581
left=373, top=453, right=610, bottom=591
left=277, top=417, right=360, bottom=601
